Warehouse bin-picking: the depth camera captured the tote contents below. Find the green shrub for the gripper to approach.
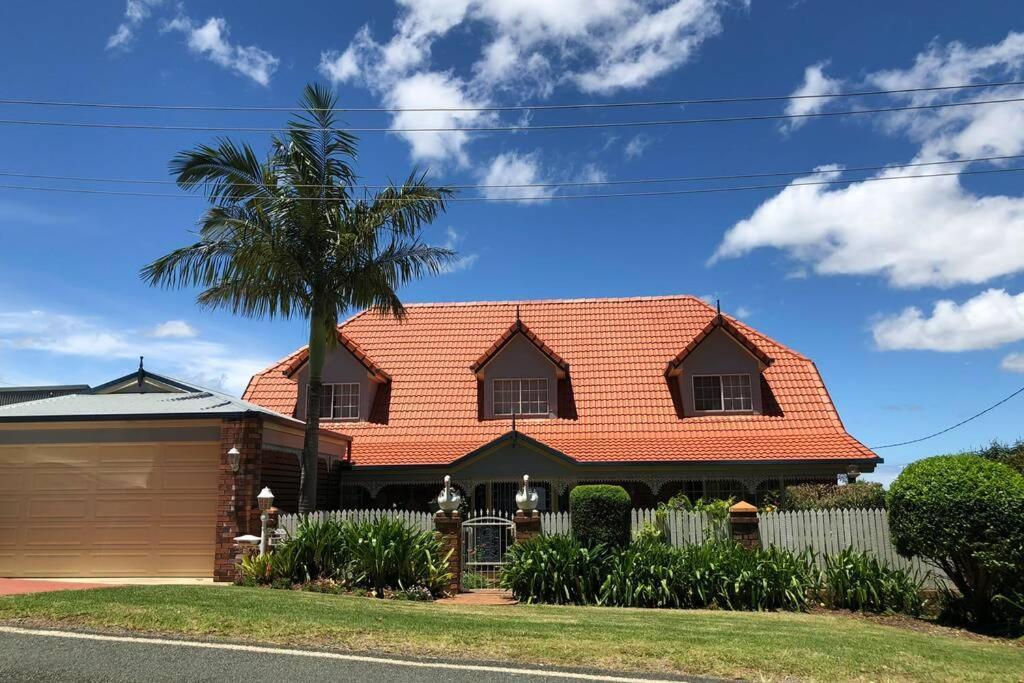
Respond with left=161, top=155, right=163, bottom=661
left=888, top=454, right=1024, bottom=627
left=340, top=516, right=452, bottom=596
left=236, top=551, right=275, bottom=586
left=819, top=548, right=925, bottom=615
left=263, top=515, right=452, bottom=597
left=570, top=485, right=631, bottom=549
left=781, top=482, right=886, bottom=511
left=502, top=536, right=817, bottom=611
left=285, top=518, right=349, bottom=582
left=500, top=535, right=612, bottom=604
left=655, top=495, right=731, bottom=540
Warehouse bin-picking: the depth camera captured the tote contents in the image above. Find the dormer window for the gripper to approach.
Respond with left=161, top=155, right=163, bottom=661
left=493, top=378, right=549, bottom=416
left=693, top=374, right=752, bottom=412
left=317, top=383, right=360, bottom=420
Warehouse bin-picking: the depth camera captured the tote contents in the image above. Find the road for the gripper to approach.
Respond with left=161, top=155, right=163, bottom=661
left=0, top=626, right=706, bottom=682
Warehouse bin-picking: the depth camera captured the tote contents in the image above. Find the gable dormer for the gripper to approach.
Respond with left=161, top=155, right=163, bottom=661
left=665, top=315, right=772, bottom=416
left=288, top=333, right=390, bottom=423
left=471, top=318, right=569, bottom=420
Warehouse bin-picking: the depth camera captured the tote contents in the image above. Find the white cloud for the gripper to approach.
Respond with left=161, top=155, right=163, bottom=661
left=320, top=0, right=734, bottom=164
left=716, top=33, right=1024, bottom=289
left=624, top=135, right=653, bottom=160
left=734, top=305, right=752, bottom=318
left=164, top=16, right=279, bottom=86
left=106, top=0, right=164, bottom=50
left=1002, top=352, right=1024, bottom=372
left=0, top=310, right=268, bottom=395
left=440, top=227, right=480, bottom=273
left=783, top=62, right=843, bottom=131
left=479, top=152, right=556, bottom=203
left=872, top=289, right=1024, bottom=352
left=149, top=320, right=198, bottom=339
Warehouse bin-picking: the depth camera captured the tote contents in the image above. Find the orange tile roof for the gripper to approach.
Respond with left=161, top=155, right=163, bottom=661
left=243, top=295, right=878, bottom=468
left=470, top=319, right=569, bottom=374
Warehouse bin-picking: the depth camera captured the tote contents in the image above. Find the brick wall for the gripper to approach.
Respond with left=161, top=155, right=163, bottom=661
left=214, top=417, right=263, bottom=582
left=434, top=511, right=462, bottom=595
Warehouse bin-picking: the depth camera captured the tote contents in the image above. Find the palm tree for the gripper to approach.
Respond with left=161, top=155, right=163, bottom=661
left=142, top=83, right=454, bottom=513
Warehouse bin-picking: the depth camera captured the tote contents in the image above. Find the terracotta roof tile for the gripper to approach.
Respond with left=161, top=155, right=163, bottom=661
left=244, top=295, right=877, bottom=468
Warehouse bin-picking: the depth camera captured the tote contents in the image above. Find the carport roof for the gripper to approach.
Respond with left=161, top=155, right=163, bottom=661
left=0, top=385, right=347, bottom=439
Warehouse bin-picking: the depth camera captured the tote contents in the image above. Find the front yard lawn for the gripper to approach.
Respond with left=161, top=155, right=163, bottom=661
left=1, top=585, right=1021, bottom=682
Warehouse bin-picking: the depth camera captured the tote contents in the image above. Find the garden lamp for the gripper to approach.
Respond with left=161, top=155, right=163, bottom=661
left=257, top=487, right=274, bottom=556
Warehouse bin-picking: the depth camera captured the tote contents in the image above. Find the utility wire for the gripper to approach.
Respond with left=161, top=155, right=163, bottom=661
left=0, top=80, right=1021, bottom=113
left=0, top=166, right=1020, bottom=202
left=871, top=385, right=1024, bottom=449
left=0, top=154, right=1019, bottom=190
left=0, top=97, right=1021, bottom=133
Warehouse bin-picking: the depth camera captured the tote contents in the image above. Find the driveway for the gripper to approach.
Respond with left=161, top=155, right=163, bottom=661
left=0, top=579, right=109, bottom=596
left=0, top=626, right=711, bottom=683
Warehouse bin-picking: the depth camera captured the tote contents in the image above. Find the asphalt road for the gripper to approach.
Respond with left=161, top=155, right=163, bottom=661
left=0, top=626, right=706, bottom=682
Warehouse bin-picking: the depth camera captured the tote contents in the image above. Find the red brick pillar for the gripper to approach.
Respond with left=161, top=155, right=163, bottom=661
left=514, top=509, right=541, bottom=544
left=434, top=511, right=462, bottom=595
left=215, top=417, right=263, bottom=582
left=729, top=501, right=761, bottom=549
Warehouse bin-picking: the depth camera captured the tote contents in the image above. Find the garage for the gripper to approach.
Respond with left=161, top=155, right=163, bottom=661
left=0, top=441, right=219, bottom=577
left=0, top=366, right=350, bottom=579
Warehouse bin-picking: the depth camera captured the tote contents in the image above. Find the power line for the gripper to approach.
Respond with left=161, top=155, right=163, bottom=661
left=871, top=385, right=1024, bottom=449
left=0, top=96, right=1021, bottom=134
left=0, top=154, right=1018, bottom=190
left=1, top=80, right=1021, bottom=113
left=0, top=166, right=1019, bottom=202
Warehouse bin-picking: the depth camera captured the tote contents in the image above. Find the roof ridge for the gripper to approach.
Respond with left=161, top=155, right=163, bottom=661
left=389, top=294, right=708, bottom=309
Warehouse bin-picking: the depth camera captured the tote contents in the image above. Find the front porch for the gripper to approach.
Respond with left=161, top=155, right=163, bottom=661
left=336, top=432, right=849, bottom=512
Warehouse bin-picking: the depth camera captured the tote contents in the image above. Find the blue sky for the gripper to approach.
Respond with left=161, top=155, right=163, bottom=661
left=1, top=1, right=1023, bottom=484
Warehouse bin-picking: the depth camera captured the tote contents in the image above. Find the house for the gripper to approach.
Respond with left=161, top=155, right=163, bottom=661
left=0, top=385, right=90, bottom=407
left=244, top=295, right=879, bottom=512
left=0, top=363, right=349, bottom=580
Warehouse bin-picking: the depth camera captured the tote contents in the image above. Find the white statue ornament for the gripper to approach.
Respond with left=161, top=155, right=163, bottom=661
left=437, top=475, right=461, bottom=512
left=516, top=474, right=539, bottom=512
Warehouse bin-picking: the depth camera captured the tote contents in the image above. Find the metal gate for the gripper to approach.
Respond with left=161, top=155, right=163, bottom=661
left=461, top=513, right=515, bottom=589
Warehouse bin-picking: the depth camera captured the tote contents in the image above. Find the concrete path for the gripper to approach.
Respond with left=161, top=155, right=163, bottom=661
left=0, top=626, right=712, bottom=683
left=438, top=589, right=518, bottom=606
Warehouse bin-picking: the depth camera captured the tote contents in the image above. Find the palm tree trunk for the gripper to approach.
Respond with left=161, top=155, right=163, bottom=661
left=298, top=312, right=328, bottom=514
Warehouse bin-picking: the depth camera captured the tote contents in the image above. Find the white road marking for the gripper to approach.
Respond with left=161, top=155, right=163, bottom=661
left=0, top=625, right=686, bottom=682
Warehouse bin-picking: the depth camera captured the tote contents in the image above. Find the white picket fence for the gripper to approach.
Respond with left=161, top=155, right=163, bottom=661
left=277, top=508, right=434, bottom=536
left=542, top=507, right=941, bottom=580
left=279, top=506, right=939, bottom=581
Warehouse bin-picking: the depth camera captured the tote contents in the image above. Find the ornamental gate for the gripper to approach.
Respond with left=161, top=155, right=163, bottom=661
left=461, top=513, right=515, bottom=589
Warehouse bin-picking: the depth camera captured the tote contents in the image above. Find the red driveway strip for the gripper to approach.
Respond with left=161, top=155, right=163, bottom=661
left=0, top=579, right=112, bottom=596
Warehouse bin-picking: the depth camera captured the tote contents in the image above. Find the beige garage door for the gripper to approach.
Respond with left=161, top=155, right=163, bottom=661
left=0, top=442, right=219, bottom=577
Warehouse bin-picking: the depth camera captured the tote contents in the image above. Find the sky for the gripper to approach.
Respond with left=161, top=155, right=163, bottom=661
left=1, top=1, right=1023, bottom=485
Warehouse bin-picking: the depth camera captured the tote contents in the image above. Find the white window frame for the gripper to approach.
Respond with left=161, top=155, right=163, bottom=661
left=492, top=378, right=549, bottom=417
left=311, top=382, right=360, bottom=420
left=691, top=374, right=753, bottom=413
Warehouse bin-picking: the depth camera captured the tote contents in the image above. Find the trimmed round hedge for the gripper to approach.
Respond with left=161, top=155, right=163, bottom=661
left=888, top=454, right=1024, bottom=626
left=570, top=484, right=631, bottom=549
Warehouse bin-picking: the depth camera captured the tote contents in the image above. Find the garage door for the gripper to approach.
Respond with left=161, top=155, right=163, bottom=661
left=0, top=442, right=218, bottom=577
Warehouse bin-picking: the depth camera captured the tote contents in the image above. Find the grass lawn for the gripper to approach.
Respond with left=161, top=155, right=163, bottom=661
left=1, top=586, right=1021, bottom=682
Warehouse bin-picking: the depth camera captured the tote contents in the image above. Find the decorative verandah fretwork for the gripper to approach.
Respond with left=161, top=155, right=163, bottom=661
left=340, top=470, right=839, bottom=512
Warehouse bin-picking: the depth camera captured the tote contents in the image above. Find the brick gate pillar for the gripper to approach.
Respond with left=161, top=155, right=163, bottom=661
left=729, top=501, right=761, bottom=549
left=434, top=510, right=462, bottom=595
left=514, top=509, right=541, bottom=544
left=215, top=417, right=263, bottom=582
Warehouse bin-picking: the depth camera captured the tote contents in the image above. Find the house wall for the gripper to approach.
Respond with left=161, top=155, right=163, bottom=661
left=482, top=335, right=559, bottom=418
left=295, top=345, right=377, bottom=422
left=677, top=327, right=763, bottom=415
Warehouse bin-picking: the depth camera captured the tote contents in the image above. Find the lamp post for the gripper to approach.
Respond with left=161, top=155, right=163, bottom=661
left=257, top=487, right=274, bottom=556
left=227, top=447, right=241, bottom=473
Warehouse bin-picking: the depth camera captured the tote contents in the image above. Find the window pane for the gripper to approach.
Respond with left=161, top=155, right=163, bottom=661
left=336, top=383, right=359, bottom=419
left=318, top=385, right=333, bottom=418
left=493, top=378, right=548, bottom=416
left=693, top=376, right=722, bottom=411
left=721, top=374, right=752, bottom=411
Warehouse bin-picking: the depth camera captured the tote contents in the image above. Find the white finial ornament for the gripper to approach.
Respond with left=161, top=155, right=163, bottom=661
left=437, top=474, right=462, bottom=512
left=516, top=474, right=539, bottom=512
